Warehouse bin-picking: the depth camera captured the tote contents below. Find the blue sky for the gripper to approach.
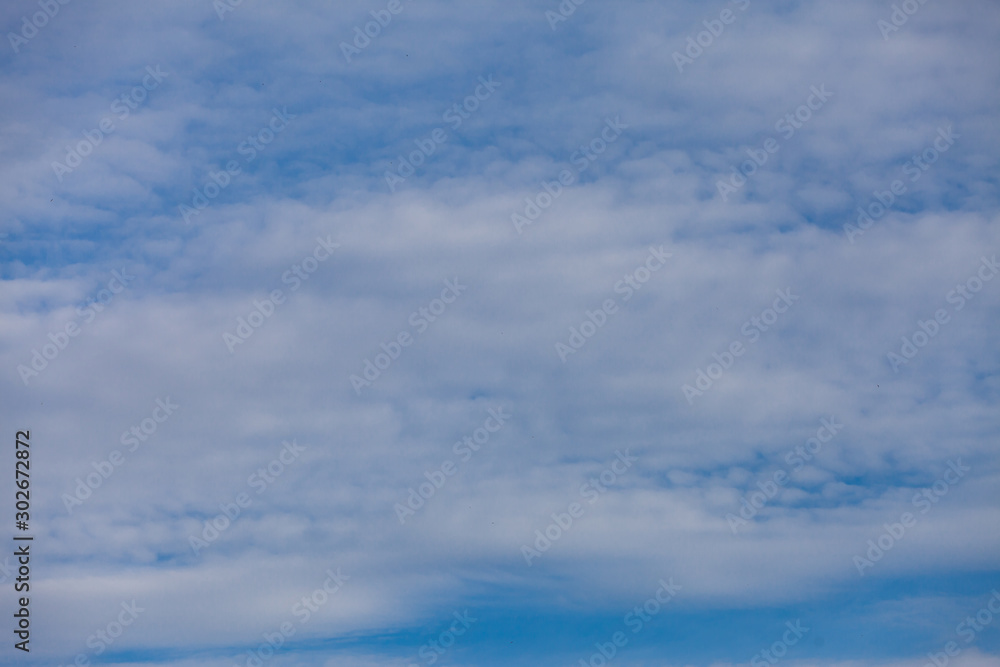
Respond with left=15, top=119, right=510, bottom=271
left=1, top=0, right=999, bottom=666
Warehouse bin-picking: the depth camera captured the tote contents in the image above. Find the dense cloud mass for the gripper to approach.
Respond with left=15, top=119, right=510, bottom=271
left=1, top=0, right=999, bottom=665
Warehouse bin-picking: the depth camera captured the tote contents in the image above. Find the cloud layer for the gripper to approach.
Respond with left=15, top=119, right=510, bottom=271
left=1, top=0, right=999, bottom=665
